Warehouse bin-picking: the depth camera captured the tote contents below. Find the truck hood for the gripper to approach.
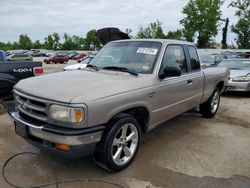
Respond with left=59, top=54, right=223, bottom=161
left=15, top=70, right=155, bottom=103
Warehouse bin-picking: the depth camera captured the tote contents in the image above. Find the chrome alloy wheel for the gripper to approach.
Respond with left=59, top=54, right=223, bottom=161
left=111, top=123, right=139, bottom=166
left=211, top=90, right=220, bottom=113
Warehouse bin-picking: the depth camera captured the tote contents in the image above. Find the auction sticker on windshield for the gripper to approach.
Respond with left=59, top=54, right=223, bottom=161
left=137, top=48, right=158, bottom=55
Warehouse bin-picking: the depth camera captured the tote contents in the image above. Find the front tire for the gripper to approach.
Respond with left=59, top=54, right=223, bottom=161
left=200, top=87, right=220, bottom=118
left=94, top=114, right=141, bottom=172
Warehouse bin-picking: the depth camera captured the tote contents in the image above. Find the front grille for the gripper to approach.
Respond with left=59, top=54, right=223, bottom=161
left=14, top=90, right=49, bottom=124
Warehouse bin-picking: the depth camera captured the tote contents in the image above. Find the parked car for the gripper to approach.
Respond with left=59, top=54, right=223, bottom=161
left=73, top=53, right=87, bottom=60
left=200, top=54, right=227, bottom=67
left=67, top=51, right=78, bottom=59
left=218, top=59, right=250, bottom=92
left=244, top=52, right=250, bottom=58
left=44, top=54, right=69, bottom=64
left=220, top=51, right=237, bottom=59
left=8, top=53, right=33, bottom=61
left=0, top=50, right=7, bottom=61
left=64, top=55, right=95, bottom=71
left=9, top=39, right=229, bottom=172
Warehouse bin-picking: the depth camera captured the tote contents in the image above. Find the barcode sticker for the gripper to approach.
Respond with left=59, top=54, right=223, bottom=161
left=136, top=48, right=158, bottom=55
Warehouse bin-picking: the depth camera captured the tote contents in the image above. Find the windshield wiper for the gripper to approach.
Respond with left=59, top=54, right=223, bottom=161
left=86, top=64, right=99, bottom=71
left=102, top=66, right=139, bottom=76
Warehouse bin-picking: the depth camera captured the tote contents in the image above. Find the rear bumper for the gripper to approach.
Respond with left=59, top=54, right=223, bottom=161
left=9, top=110, right=104, bottom=157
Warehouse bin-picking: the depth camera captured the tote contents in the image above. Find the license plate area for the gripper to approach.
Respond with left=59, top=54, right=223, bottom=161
left=15, top=122, right=28, bottom=138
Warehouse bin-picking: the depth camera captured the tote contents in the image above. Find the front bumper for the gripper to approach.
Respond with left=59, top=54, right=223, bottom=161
left=9, top=110, right=104, bottom=157
left=227, top=80, right=250, bottom=92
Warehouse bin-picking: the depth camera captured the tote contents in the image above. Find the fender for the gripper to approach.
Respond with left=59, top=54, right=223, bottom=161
left=0, top=73, right=18, bottom=83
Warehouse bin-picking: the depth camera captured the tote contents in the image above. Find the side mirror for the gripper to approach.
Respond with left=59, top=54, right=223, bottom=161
left=159, top=66, right=181, bottom=79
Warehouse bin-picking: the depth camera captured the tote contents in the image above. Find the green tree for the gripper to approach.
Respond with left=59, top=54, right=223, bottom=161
left=229, top=0, right=250, bottom=49
left=12, top=42, right=19, bottom=50
left=84, top=30, right=100, bottom=50
left=44, top=35, right=54, bottom=50
left=180, top=0, right=223, bottom=48
left=166, top=29, right=184, bottom=40
left=44, top=33, right=60, bottom=50
left=52, top=32, right=60, bottom=50
left=32, top=40, right=42, bottom=49
left=72, top=35, right=85, bottom=50
left=19, top=34, right=32, bottom=49
left=136, top=20, right=165, bottom=39
left=61, top=33, right=75, bottom=50
left=0, top=42, right=14, bottom=51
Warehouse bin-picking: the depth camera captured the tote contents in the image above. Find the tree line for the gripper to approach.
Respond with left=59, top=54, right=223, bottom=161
left=0, top=0, right=249, bottom=51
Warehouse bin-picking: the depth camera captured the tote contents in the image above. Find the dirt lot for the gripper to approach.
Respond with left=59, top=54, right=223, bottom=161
left=0, top=59, right=249, bottom=188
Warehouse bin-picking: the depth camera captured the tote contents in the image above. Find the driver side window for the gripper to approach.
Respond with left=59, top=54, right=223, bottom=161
left=159, top=45, right=187, bottom=75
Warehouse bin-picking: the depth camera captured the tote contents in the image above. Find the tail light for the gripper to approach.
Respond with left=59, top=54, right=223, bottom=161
left=33, top=67, right=44, bottom=76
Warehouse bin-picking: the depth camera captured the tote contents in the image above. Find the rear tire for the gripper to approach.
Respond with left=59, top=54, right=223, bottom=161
left=200, top=87, right=220, bottom=118
left=94, top=114, right=141, bottom=172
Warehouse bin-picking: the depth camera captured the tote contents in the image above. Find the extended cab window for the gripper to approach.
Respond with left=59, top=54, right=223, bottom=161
left=188, top=46, right=200, bottom=71
left=159, top=45, right=187, bottom=75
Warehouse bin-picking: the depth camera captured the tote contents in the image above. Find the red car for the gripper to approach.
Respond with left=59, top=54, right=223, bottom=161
left=73, top=53, right=87, bottom=60
left=44, top=55, right=69, bottom=64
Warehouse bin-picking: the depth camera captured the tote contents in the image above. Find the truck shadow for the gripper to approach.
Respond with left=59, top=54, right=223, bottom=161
left=222, top=91, right=250, bottom=98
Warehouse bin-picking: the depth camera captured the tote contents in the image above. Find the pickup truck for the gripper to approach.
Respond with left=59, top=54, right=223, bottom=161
left=0, top=61, right=43, bottom=113
left=9, top=39, right=229, bottom=172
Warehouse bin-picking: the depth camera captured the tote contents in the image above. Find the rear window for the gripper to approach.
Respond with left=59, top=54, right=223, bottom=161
left=188, top=46, right=200, bottom=71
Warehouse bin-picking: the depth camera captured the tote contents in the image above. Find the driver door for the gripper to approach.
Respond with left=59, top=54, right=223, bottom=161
left=150, top=44, right=199, bottom=126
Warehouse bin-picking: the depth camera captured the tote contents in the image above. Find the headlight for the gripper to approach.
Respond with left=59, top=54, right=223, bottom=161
left=232, top=76, right=250, bottom=82
left=49, top=105, right=85, bottom=123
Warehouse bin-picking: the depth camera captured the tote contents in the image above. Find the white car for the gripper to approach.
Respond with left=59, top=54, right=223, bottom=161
left=63, top=56, right=94, bottom=71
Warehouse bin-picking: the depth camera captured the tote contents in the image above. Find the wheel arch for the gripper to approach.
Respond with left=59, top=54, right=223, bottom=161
left=216, top=81, right=224, bottom=93
left=108, top=106, right=150, bottom=133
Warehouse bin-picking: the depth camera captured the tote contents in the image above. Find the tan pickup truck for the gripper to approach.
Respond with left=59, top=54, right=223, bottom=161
left=9, top=39, right=229, bottom=171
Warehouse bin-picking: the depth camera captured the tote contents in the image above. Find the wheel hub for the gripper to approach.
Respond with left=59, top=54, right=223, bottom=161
left=111, top=123, right=139, bottom=166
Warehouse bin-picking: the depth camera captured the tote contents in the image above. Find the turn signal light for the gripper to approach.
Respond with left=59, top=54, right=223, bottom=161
left=55, top=144, right=70, bottom=151
left=74, top=108, right=84, bottom=123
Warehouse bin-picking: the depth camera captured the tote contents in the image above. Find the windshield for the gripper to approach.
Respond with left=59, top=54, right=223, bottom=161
left=218, top=59, right=250, bottom=69
left=89, top=41, right=162, bottom=74
left=81, top=57, right=93, bottom=64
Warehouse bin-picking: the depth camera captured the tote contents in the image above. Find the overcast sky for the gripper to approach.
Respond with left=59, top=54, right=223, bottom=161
left=0, top=0, right=238, bottom=44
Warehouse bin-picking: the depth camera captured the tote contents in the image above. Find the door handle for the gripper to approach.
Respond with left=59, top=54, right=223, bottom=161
left=187, top=79, right=193, bottom=85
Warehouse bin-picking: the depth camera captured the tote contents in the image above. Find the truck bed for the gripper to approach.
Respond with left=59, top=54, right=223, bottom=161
left=0, top=61, right=43, bottom=101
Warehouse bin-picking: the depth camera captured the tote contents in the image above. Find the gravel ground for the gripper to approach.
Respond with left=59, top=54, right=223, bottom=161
left=0, top=58, right=249, bottom=188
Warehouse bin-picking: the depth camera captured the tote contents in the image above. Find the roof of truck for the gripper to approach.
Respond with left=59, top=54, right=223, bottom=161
left=110, top=39, right=195, bottom=46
